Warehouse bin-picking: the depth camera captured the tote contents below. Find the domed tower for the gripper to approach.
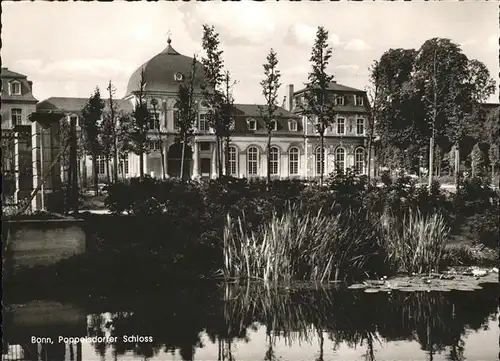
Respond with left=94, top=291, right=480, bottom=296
left=123, top=36, right=209, bottom=180
left=125, top=37, right=205, bottom=97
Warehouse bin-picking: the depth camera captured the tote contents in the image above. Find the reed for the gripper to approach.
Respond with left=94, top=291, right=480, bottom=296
left=380, top=210, right=450, bottom=274
left=223, top=203, right=381, bottom=283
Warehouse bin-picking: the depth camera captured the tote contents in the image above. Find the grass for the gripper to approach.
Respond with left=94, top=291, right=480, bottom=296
left=379, top=210, right=450, bottom=274
left=223, top=203, right=382, bottom=283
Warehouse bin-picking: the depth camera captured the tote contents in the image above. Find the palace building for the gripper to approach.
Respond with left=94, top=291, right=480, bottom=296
left=34, top=37, right=373, bottom=182
left=1, top=68, right=39, bottom=200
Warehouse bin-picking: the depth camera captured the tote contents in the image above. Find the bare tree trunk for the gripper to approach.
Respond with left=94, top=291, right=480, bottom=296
left=92, top=156, right=98, bottom=195
left=367, top=135, right=373, bottom=182
left=454, top=144, right=460, bottom=188
left=320, top=132, right=325, bottom=186
left=267, top=132, right=272, bottom=183
left=159, top=142, right=166, bottom=180
left=69, top=117, right=78, bottom=211
left=428, top=132, right=435, bottom=188
left=225, top=136, right=230, bottom=176
left=217, top=136, right=223, bottom=178
left=139, top=153, right=144, bottom=178
left=105, top=155, right=111, bottom=184
left=180, top=138, right=186, bottom=181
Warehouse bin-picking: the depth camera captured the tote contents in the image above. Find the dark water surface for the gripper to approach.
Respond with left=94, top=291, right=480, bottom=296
left=3, top=282, right=499, bottom=361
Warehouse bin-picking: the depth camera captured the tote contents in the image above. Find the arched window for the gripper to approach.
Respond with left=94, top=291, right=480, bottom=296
left=269, top=147, right=279, bottom=175
left=335, top=147, right=345, bottom=173
left=289, top=147, right=299, bottom=176
left=228, top=146, right=238, bottom=176
left=355, top=148, right=365, bottom=174
left=289, top=119, right=297, bottom=132
left=247, top=146, right=259, bottom=176
left=315, top=147, right=326, bottom=176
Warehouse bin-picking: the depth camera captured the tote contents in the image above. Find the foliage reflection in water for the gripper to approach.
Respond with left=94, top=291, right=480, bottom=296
left=3, top=282, right=498, bottom=361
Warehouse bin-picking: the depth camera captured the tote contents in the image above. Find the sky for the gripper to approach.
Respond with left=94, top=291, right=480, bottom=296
left=3, top=1, right=499, bottom=104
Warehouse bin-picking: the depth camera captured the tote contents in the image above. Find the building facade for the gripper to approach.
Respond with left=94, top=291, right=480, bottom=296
left=1, top=68, right=38, bottom=200
left=34, top=38, right=372, bottom=183
left=290, top=82, right=372, bottom=178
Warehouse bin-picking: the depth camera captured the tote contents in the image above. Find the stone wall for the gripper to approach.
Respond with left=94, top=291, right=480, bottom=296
left=5, top=219, right=86, bottom=273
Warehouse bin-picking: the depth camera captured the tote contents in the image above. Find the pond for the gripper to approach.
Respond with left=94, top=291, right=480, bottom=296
left=3, top=281, right=498, bottom=361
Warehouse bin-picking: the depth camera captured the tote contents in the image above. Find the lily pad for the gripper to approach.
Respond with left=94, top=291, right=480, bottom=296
left=348, top=284, right=367, bottom=290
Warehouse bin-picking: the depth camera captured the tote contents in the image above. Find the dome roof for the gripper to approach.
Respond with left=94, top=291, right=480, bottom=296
left=126, top=38, right=205, bottom=96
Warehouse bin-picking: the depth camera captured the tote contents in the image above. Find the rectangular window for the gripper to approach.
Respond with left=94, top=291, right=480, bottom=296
left=335, top=96, right=344, bottom=106
left=199, top=113, right=209, bottom=131
left=356, top=118, right=365, bottom=135
left=148, top=111, right=160, bottom=130
left=96, top=156, right=106, bottom=175
left=11, top=82, right=21, bottom=95
left=355, top=95, right=364, bottom=106
left=11, top=109, right=22, bottom=126
left=337, top=117, right=345, bottom=135
left=119, top=158, right=129, bottom=175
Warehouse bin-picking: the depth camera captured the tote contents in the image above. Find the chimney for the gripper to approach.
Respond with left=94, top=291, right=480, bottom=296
left=287, top=84, right=294, bottom=111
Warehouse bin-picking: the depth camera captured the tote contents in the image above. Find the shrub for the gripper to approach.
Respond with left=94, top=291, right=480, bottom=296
left=452, top=177, right=498, bottom=218
left=467, top=209, right=499, bottom=249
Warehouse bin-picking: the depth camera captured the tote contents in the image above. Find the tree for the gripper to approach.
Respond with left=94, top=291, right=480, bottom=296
left=201, top=24, right=225, bottom=178
left=107, top=81, right=120, bottom=183
left=81, top=87, right=104, bottom=195
left=129, top=69, right=150, bottom=178
left=176, top=55, right=199, bottom=181
left=259, top=48, right=282, bottom=183
left=370, top=48, right=426, bottom=174
left=366, top=61, right=384, bottom=182
left=150, top=98, right=166, bottom=180
left=221, top=70, right=236, bottom=176
left=100, top=112, right=114, bottom=183
left=116, top=112, right=134, bottom=179
left=301, top=26, right=336, bottom=186
left=445, top=58, right=495, bottom=186
left=485, top=106, right=500, bottom=180
left=413, top=38, right=470, bottom=187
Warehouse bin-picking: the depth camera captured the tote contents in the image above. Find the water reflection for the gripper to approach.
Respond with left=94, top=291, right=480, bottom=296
left=3, top=282, right=498, bottom=361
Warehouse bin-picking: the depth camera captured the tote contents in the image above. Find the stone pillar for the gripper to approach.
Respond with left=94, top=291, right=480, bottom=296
left=347, top=146, right=355, bottom=171
left=29, top=112, right=64, bottom=212
left=143, top=154, right=148, bottom=176
left=163, top=140, right=170, bottom=179
left=211, top=144, right=217, bottom=179
left=282, top=152, right=288, bottom=178
left=192, top=141, right=199, bottom=178
left=13, top=125, right=33, bottom=205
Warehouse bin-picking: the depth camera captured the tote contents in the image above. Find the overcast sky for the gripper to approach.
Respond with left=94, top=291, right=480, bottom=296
left=3, top=1, right=499, bottom=104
